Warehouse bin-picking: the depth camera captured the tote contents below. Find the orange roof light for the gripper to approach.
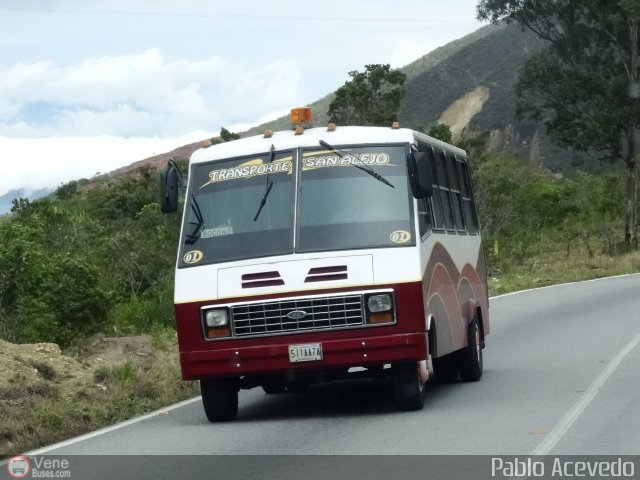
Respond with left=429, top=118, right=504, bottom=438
left=290, top=107, right=313, bottom=130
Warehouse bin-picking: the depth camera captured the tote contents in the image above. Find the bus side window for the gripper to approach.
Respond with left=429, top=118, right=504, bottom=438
left=460, top=161, right=479, bottom=234
left=429, top=149, right=445, bottom=231
left=447, top=153, right=466, bottom=234
left=435, top=150, right=455, bottom=232
left=417, top=147, right=434, bottom=237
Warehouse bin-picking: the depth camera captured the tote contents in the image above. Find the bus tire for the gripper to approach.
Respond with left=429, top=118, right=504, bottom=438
left=433, top=353, right=459, bottom=383
left=457, top=315, right=483, bottom=382
left=200, top=378, right=238, bottom=422
left=392, top=362, right=425, bottom=411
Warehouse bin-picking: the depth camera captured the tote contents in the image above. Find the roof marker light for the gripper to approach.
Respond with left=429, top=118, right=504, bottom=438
left=202, top=139, right=213, bottom=148
left=294, top=126, right=305, bottom=135
left=290, top=107, right=313, bottom=130
left=326, top=122, right=336, bottom=132
left=391, top=121, right=400, bottom=129
left=263, top=129, right=273, bottom=138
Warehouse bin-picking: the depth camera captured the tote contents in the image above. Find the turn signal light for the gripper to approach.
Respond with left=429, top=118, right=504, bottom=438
left=206, top=326, right=231, bottom=339
left=368, top=313, right=393, bottom=324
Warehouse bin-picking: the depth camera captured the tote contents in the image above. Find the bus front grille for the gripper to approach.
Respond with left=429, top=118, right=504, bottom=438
left=231, top=294, right=365, bottom=337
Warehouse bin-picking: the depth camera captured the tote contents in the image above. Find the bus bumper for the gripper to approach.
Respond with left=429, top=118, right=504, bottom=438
left=179, top=332, right=427, bottom=380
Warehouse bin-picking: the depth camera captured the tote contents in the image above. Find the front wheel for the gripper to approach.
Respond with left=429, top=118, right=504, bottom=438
left=457, top=316, right=483, bottom=382
left=200, top=378, right=239, bottom=422
left=392, top=362, right=425, bottom=411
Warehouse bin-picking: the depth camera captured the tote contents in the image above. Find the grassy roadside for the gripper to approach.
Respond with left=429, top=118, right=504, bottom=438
left=486, top=235, right=640, bottom=296
left=1, top=242, right=638, bottom=458
left=0, top=332, right=198, bottom=457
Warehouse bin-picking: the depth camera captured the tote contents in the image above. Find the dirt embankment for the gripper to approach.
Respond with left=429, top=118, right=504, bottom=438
left=0, top=336, right=153, bottom=398
left=0, top=335, right=195, bottom=456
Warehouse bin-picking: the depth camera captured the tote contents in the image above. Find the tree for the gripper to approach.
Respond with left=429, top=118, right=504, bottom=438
left=328, top=64, right=406, bottom=126
left=10, top=197, right=30, bottom=214
left=477, top=0, right=640, bottom=245
left=55, top=180, right=78, bottom=200
left=211, top=127, right=240, bottom=145
left=428, top=124, right=453, bottom=144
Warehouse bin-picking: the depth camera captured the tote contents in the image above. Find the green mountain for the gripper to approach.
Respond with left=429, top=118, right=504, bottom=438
left=247, top=23, right=605, bottom=174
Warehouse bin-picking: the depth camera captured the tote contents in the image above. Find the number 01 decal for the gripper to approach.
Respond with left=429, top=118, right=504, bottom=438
left=390, top=230, right=411, bottom=244
left=183, top=250, right=204, bottom=264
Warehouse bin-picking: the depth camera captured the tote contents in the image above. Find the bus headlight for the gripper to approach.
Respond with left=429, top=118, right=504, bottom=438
left=365, top=293, right=394, bottom=325
left=367, top=294, right=392, bottom=313
left=205, top=309, right=229, bottom=327
left=202, top=308, right=231, bottom=339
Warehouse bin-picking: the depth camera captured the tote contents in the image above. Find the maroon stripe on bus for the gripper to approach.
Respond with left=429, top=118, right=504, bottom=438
left=304, top=273, right=348, bottom=283
left=307, top=266, right=347, bottom=274
left=242, top=279, right=285, bottom=288
left=241, top=271, right=281, bottom=281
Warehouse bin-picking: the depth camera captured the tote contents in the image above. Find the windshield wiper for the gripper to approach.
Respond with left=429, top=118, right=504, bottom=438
left=319, top=140, right=394, bottom=188
left=185, top=194, right=205, bottom=244
left=253, top=144, right=275, bottom=222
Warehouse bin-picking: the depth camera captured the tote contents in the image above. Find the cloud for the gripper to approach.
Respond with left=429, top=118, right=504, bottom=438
left=0, top=49, right=308, bottom=138
left=0, top=106, right=291, bottom=196
left=0, top=132, right=210, bottom=195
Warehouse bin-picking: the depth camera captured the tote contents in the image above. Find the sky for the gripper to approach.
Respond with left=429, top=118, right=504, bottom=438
left=0, top=0, right=484, bottom=196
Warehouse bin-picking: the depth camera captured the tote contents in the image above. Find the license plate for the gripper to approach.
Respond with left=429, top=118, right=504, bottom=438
left=288, top=343, right=323, bottom=363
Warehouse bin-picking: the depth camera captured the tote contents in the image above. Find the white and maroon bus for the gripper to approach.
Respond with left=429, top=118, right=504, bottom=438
left=160, top=109, right=489, bottom=421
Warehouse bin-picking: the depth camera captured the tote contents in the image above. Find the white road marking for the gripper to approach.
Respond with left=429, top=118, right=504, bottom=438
left=22, top=396, right=202, bottom=456
left=530, top=331, right=640, bottom=456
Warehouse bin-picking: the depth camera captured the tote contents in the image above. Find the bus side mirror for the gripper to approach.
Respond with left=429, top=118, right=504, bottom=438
left=160, top=163, right=179, bottom=213
left=409, top=151, right=433, bottom=198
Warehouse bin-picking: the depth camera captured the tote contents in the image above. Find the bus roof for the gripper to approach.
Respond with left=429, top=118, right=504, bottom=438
left=190, top=126, right=467, bottom=165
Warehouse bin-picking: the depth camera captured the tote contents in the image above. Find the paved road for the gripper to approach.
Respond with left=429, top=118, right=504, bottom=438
left=29, top=274, right=640, bottom=458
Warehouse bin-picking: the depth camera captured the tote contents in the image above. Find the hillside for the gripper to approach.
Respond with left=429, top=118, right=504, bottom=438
left=243, top=24, right=506, bottom=138
left=109, top=141, right=203, bottom=177
left=245, top=23, right=603, bottom=174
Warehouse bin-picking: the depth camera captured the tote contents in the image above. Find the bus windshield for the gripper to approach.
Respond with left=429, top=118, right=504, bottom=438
left=179, top=144, right=413, bottom=268
left=297, top=145, right=413, bottom=252
left=180, top=150, right=295, bottom=266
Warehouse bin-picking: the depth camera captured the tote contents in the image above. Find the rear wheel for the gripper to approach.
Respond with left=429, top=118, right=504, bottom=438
left=457, top=315, right=483, bottom=382
left=200, top=378, right=238, bottom=422
left=392, top=362, right=425, bottom=411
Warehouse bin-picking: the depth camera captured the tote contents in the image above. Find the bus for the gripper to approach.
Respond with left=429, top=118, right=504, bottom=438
left=160, top=108, right=489, bottom=422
